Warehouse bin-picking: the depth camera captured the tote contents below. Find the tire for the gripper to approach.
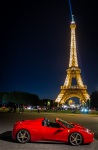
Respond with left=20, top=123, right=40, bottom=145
left=16, top=129, right=30, bottom=144
left=69, top=132, right=83, bottom=146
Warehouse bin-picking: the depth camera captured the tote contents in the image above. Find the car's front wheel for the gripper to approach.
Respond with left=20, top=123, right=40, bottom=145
left=69, top=132, right=83, bottom=146
left=16, top=129, right=30, bottom=143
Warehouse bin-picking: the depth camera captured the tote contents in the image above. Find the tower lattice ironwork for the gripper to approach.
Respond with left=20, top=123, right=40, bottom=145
left=55, top=15, right=90, bottom=105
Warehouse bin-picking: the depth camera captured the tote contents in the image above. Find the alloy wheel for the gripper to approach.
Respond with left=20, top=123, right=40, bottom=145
left=69, top=132, right=83, bottom=146
left=17, top=129, right=30, bottom=143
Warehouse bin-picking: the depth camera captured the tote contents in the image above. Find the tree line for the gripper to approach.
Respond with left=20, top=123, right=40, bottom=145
left=0, top=91, right=98, bottom=109
left=0, top=91, right=54, bottom=107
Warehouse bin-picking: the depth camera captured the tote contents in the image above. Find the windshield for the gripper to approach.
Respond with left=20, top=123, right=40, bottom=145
left=57, top=118, right=74, bottom=128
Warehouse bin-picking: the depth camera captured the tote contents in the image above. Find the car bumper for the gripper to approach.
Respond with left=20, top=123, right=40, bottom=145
left=84, top=132, right=94, bottom=144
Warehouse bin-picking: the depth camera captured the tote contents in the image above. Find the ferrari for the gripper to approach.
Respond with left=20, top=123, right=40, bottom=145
left=12, top=117, right=94, bottom=146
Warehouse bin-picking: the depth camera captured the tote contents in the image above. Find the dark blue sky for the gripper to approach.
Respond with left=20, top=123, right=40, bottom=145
left=0, top=0, right=98, bottom=100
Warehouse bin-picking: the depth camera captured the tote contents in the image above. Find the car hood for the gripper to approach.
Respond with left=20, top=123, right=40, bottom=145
left=70, top=122, right=87, bottom=130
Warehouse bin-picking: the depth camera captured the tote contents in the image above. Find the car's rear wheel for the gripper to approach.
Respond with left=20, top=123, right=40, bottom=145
left=69, top=132, right=83, bottom=146
left=16, top=129, right=30, bottom=143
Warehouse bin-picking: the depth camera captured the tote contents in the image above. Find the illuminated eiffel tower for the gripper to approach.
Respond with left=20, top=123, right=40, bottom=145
left=55, top=15, right=90, bottom=105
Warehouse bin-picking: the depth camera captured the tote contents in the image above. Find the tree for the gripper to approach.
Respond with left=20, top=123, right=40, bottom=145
left=2, top=94, right=9, bottom=105
left=0, top=91, right=40, bottom=106
left=0, top=92, right=9, bottom=106
left=90, top=91, right=98, bottom=109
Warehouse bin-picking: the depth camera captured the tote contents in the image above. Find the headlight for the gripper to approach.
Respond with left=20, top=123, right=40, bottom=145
left=86, top=129, right=89, bottom=133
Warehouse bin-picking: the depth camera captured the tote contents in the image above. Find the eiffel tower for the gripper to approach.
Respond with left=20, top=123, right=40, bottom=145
left=55, top=15, right=90, bottom=105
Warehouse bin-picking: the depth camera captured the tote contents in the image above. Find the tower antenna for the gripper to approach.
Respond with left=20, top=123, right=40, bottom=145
left=68, top=0, right=73, bottom=20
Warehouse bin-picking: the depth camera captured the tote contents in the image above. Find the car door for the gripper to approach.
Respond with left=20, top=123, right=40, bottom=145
left=42, top=126, right=68, bottom=142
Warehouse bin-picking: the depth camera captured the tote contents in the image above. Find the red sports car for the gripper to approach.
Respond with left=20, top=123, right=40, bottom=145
left=12, top=117, right=94, bottom=146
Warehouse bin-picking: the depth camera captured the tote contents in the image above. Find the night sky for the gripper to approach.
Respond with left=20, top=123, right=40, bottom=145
left=0, top=0, right=98, bottom=100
